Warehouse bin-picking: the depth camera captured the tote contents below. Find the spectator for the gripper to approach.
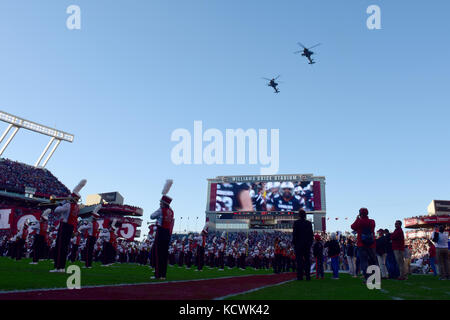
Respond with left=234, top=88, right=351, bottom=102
left=324, top=233, right=340, bottom=280
left=350, top=208, right=378, bottom=282
left=427, top=239, right=437, bottom=276
left=346, top=238, right=357, bottom=277
left=391, top=220, right=407, bottom=280
left=432, top=225, right=449, bottom=280
left=404, top=243, right=412, bottom=275
left=292, top=209, right=314, bottom=281
left=313, top=234, right=324, bottom=279
left=384, top=229, right=399, bottom=279
left=375, top=229, right=388, bottom=279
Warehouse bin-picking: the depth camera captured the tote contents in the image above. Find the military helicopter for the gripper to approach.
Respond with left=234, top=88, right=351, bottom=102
left=262, top=75, right=281, bottom=93
left=294, top=42, right=321, bottom=64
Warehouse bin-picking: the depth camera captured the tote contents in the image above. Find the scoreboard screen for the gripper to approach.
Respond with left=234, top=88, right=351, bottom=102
left=207, top=175, right=324, bottom=213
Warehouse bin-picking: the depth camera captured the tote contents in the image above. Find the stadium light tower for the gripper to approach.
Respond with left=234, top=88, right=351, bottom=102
left=0, top=110, right=74, bottom=168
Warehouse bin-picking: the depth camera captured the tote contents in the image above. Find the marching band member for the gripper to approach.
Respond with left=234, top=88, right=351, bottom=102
left=168, top=241, right=177, bottom=266
left=50, top=179, right=87, bottom=273
left=218, top=232, right=226, bottom=271
left=184, top=235, right=193, bottom=269
left=15, top=220, right=29, bottom=261
left=78, top=204, right=101, bottom=268
left=107, top=219, right=121, bottom=265
left=148, top=224, right=156, bottom=269
left=194, top=224, right=208, bottom=272
left=178, top=237, right=185, bottom=268
left=69, top=231, right=81, bottom=262
left=99, top=227, right=111, bottom=266
left=150, top=179, right=175, bottom=280
left=29, top=219, right=41, bottom=264
left=238, top=240, right=247, bottom=270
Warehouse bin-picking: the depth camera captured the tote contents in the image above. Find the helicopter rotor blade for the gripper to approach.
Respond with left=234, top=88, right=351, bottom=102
left=261, top=77, right=271, bottom=81
left=297, top=42, right=307, bottom=49
left=293, top=50, right=302, bottom=54
left=308, top=43, right=321, bottom=50
left=274, top=75, right=281, bottom=80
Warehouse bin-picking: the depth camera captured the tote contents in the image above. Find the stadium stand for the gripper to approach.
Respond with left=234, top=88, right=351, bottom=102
left=0, top=158, right=70, bottom=198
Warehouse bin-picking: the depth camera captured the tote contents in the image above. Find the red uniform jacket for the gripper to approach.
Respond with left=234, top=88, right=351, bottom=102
left=67, top=203, right=79, bottom=229
left=161, top=207, right=174, bottom=234
left=350, top=216, right=376, bottom=248
left=390, top=228, right=405, bottom=251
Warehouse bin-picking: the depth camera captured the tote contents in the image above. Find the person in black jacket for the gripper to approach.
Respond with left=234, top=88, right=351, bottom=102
left=292, top=209, right=314, bottom=280
left=375, top=229, right=388, bottom=279
left=324, top=233, right=341, bottom=279
left=346, top=238, right=357, bottom=277
left=313, top=235, right=324, bottom=279
left=384, top=229, right=398, bottom=279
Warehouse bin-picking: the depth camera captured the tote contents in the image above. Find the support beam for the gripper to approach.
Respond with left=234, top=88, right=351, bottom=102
left=0, top=124, right=13, bottom=144
left=41, top=139, right=61, bottom=168
left=35, top=137, right=55, bottom=168
left=0, top=126, right=19, bottom=157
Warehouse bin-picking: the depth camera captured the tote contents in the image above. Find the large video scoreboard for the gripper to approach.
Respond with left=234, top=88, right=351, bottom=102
left=206, top=174, right=326, bottom=232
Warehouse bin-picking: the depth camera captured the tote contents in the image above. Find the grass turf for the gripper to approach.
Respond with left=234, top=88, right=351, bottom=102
left=226, top=273, right=450, bottom=300
left=0, top=257, right=272, bottom=292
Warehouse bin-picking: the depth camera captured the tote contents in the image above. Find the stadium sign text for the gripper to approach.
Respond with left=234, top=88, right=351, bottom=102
left=171, top=121, right=279, bottom=174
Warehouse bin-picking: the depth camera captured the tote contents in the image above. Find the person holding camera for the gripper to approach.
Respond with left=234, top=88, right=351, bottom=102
left=350, top=208, right=378, bottom=282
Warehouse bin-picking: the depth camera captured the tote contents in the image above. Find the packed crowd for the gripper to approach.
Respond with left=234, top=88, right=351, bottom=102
left=0, top=158, right=70, bottom=198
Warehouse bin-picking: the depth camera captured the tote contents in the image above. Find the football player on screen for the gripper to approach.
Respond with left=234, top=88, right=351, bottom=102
left=265, top=182, right=281, bottom=211
left=215, top=183, right=253, bottom=212
left=269, top=182, right=301, bottom=212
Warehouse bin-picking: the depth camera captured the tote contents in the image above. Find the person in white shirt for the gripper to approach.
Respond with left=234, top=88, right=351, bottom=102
left=432, top=226, right=449, bottom=280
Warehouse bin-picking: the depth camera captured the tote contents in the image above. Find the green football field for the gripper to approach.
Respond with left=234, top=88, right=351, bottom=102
left=0, top=257, right=271, bottom=292
left=228, top=273, right=450, bottom=300
left=1, top=257, right=449, bottom=300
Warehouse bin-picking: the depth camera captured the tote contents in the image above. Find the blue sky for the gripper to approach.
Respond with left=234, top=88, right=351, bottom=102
left=0, top=0, right=449, bottom=235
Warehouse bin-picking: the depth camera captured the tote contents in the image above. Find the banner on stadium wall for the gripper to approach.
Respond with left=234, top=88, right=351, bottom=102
left=404, top=215, right=450, bottom=227
left=94, top=217, right=139, bottom=240
left=0, top=207, right=41, bottom=235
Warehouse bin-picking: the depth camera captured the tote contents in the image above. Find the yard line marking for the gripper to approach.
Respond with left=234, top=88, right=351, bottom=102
left=391, top=297, right=404, bottom=300
left=0, top=273, right=283, bottom=295
left=214, top=279, right=296, bottom=300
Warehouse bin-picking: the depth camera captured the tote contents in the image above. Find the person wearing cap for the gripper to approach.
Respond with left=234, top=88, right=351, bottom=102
left=78, top=215, right=99, bottom=268
left=49, top=180, right=86, bottom=272
left=350, top=208, right=378, bottom=282
left=15, top=222, right=29, bottom=261
left=292, top=209, right=314, bottom=280
left=218, top=233, right=226, bottom=271
left=195, top=227, right=207, bottom=271
left=150, top=195, right=174, bottom=280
